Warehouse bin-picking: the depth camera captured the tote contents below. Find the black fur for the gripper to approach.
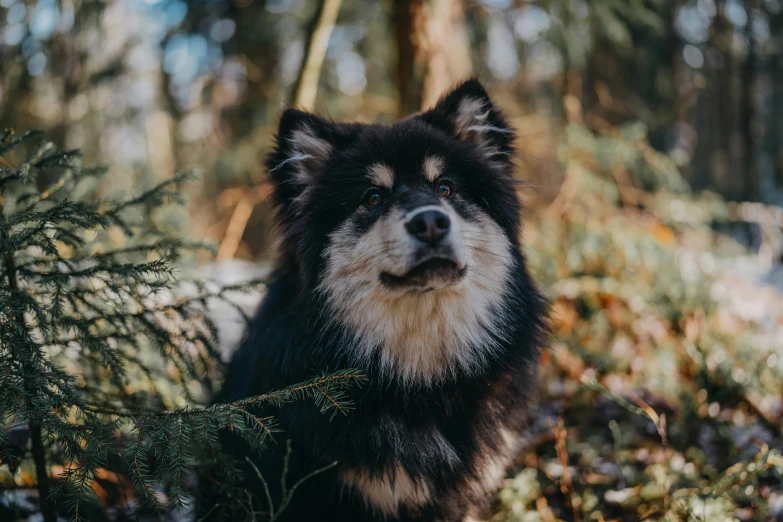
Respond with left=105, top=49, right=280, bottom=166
left=203, top=80, right=549, bottom=522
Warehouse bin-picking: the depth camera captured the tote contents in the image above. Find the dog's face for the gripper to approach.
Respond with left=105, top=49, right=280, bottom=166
left=268, top=80, right=524, bottom=384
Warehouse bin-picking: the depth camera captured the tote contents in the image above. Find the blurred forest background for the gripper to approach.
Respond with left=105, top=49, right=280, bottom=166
left=2, top=0, right=783, bottom=255
left=2, top=0, right=783, bottom=521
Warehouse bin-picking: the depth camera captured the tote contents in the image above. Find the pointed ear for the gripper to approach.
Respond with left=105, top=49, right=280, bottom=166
left=267, top=109, right=337, bottom=192
left=419, top=79, right=514, bottom=162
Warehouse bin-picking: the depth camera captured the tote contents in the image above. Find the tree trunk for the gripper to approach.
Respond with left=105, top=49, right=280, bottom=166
left=559, top=0, right=582, bottom=124
left=31, top=424, right=57, bottom=522
left=740, top=7, right=757, bottom=202
left=776, top=58, right=783, bottom=198
left=693, top=0, right=735, bottom=195
left=291, top=0, right=343, bottom=109
left=393, top=0, right=472, bottom=116
left=770, top=9, right=783, bottom=200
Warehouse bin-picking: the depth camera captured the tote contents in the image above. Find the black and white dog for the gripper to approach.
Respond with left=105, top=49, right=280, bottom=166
left=214, top=80, right=548, bottom=521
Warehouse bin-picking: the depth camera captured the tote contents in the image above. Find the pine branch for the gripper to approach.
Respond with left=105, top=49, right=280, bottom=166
left=80, top=371, right=365, bottom=418
left=245, top=442, right=338, bottom=522
left=1, top=131, right=364, bottom=520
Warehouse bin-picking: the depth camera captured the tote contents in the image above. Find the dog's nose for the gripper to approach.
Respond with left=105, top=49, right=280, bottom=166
left=405, top=209, right=451, bottom=246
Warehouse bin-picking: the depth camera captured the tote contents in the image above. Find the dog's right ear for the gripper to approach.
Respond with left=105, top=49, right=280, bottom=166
left=266, top=109, right=333, bottom=187
left=266, top=109, right=342, bottom=204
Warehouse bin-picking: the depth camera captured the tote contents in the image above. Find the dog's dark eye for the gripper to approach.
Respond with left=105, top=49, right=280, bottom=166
left=436, top=180, right=454, bottom=197
left=365, top=189, right=384, bottom=206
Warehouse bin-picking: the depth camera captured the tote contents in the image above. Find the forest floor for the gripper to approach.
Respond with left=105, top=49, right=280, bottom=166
left=490, top=194, right=783, bottom=521
left=203, top=193, right=783, bottom=522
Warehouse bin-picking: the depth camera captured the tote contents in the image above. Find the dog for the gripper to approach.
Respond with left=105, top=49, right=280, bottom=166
left=209, top=80, right=548, bottom=521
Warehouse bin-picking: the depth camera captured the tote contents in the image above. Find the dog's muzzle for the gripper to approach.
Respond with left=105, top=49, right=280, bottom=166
left=379, top=205, right=467, bottom=291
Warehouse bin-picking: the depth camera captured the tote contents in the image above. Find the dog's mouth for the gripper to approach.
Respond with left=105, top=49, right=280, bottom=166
left=379, top=257, right=467, bottom=291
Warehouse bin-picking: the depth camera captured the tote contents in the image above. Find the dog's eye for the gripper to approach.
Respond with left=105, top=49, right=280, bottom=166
left=436, top=180, right=454, bottom=197
left=364, top=189, right=384, bottom=206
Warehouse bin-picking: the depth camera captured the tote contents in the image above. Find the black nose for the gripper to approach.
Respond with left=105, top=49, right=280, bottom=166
left=405, top=209, right=451, bottom=246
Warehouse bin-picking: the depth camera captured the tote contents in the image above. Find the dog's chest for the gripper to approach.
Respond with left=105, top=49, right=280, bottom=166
left=338, top=400, right=524, bottom=519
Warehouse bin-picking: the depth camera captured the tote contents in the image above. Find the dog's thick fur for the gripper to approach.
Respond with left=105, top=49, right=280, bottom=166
left=209, top=80, right=548, bottom=522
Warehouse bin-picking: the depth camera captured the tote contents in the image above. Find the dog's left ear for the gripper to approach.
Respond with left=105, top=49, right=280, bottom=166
left=419, top=79, right=514, bottom=162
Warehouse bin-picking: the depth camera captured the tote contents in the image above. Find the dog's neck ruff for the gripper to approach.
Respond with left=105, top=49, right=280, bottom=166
left=319, top=213, right=514, bottom=386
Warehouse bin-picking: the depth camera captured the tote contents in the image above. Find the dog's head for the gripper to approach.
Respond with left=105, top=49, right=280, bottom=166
left=267, top=80, right=524, bottom=384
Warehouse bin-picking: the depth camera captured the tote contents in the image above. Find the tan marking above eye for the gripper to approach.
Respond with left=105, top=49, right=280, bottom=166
left=368, top=163, right=395, bottom=188
left=423, top=156, right=445, bottom=182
